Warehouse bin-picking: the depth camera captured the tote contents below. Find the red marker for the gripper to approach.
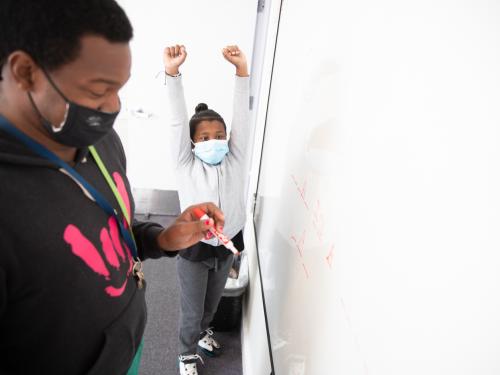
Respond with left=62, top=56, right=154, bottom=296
left=193, top=207, right=240, bottom=255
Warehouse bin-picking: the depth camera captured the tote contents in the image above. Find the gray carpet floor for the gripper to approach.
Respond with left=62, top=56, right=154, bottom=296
left=137, top=215, right=243, bottom=375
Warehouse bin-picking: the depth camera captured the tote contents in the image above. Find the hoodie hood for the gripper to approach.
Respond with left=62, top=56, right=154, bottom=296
left=0, top=115, right=88, bottom=168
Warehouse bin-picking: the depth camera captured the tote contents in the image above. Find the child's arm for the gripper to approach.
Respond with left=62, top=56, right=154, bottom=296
left=163, top=45, right=192, bottom=166
left=222, top=46, right=251, bottom=163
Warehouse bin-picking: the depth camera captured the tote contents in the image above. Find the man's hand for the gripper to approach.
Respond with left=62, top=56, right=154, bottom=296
left=222, top=45, right=249, bottom=77
left=156, top=202, right=225, bottom=251
left=163, top=44, right=187, bottom=76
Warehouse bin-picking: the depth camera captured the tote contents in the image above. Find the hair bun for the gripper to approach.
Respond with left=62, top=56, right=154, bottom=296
left=195, top=103, right=209, bottom=113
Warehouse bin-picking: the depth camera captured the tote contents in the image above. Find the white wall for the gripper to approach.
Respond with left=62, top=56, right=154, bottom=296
left=115, top=0, right=257, bottom=190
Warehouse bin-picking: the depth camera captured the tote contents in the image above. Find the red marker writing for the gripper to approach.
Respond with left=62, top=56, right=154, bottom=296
left=193, top=207, right=240, bottom=255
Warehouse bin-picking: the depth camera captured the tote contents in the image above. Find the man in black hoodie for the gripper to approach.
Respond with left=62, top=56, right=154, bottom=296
left=0, top=1, right=223, bottom=374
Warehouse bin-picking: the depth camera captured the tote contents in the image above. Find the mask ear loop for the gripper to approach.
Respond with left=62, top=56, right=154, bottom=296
left=29, top=67, right=71, bottom=132
left=27, top=91, right=69, bottom=132
left=40, top=67, right=72, bottom=103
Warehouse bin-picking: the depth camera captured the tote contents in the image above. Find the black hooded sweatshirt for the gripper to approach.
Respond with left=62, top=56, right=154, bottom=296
left=0, top=118, right=174, bottom=375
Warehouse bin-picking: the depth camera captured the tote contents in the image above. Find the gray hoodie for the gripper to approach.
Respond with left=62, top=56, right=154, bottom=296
left=165, top=74, right=250, bottom=246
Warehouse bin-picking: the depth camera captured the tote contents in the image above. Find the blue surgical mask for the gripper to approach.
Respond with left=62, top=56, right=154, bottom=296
left=193, top=139, right=229, bottom=165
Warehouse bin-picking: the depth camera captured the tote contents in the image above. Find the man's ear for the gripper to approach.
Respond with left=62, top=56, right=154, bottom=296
left=7, top=51, right=40, bottom=91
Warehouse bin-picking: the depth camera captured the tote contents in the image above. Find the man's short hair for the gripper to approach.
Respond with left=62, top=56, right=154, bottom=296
left=0, top=0, right=133, bottom=79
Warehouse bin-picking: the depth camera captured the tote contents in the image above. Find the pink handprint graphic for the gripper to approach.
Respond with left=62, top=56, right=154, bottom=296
left=63, top=172, right=134, bottom=298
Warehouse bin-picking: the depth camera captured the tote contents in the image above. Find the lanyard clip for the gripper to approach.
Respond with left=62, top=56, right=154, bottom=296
left=132, top=258, right=145, bottom=289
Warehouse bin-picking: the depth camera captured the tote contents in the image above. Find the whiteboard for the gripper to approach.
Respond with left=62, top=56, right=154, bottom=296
left=253, top=0, right=500, bottom=374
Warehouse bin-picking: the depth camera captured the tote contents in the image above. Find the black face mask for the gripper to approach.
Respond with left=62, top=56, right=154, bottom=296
left=28, top=69, right=120, bottom=148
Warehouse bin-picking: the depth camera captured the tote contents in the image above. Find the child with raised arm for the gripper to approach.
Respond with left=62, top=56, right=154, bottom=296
left=163, top=44, right=250, bottom=375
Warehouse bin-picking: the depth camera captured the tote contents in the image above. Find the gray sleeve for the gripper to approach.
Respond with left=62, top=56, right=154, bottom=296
left=227, top=76, right=251, bottom=163
left=164, top=74, right=193, bottom=167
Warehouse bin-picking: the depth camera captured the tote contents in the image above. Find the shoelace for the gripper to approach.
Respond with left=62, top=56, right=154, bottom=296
left=205, top=328, right=214, bottom=336
left=179, top=354, right=204, bottom=365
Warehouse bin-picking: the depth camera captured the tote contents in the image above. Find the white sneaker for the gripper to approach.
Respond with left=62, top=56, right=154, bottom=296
left=178, top=353, right=203, bottom=375
left=197, top=328, right=221, bottom=357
